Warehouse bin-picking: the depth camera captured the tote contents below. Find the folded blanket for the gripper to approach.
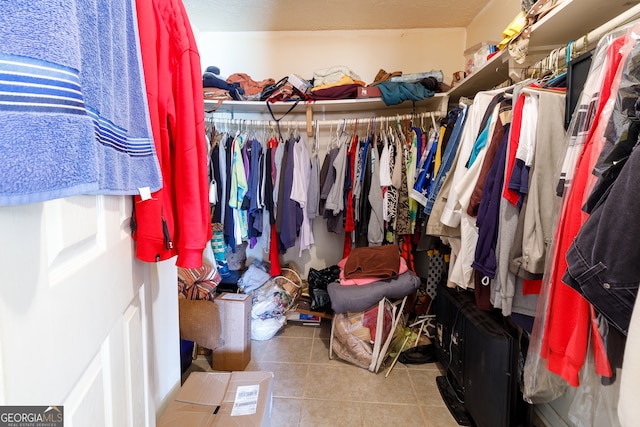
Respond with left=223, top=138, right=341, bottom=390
left=376, top=81, right=434, bottom=106
left=343, top=244, right=401, bottom=280
left=0, top=1, right=161, bottom=205
left=328, top=271, right=420, bottom=313
left=313, top=65, right=361, bottom=87
left=338, top=256, right=409, bottom=286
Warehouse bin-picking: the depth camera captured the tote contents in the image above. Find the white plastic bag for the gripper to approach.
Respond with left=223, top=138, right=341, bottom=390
left=251, top=316, right=286, bottom=341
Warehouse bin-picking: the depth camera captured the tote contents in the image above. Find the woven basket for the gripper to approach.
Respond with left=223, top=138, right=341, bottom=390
left=273, top=264, right=303, bottom=303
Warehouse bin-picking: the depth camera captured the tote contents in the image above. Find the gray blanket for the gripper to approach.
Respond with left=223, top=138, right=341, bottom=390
left=328, top=271, right=420, bottom=313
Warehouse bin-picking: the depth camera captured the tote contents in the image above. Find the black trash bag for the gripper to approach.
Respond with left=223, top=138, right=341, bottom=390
left=308, top=265, right=340, bottom=311
left=398, top=344, right=436, bottom=365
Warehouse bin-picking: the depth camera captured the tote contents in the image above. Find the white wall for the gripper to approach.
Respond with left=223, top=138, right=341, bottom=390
left=148, top=260, right=181, bottom=419
left=466, top=0, right=523, bottom=49
left=198, top=28, right=466, bottom=85
left=193, top=10, right=517, bottom=275
left=196, top=27, right=466, bottom=274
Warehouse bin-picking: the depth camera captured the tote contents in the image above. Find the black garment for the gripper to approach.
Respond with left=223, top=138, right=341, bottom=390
left=356, top=139, right=373, bottom=240
left=321, top=147, right=343, bottom=234
left=247, top=139, right=263, bottom=239
left=563, top=137, right=640, bottom=336
left=439, top=107, right=461, bottom=155
left=264, top=146, right=275, bottom=224
left=275, top=138, right=288, bottom=236
left=223, top=135, right=236, bottom=248
left=562, top=43, right=640, bottom=336
left=211, top=143, right=223, bottom=224
left=584, top=102, right=640, bottom=213
left=278, top=137, right=303, bottom=252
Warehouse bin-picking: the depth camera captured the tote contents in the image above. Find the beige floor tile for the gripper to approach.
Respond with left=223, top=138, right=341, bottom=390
left=248, top=361, right=308, bottom=398
left=179, top=311, right=454, bottom=426
left=271, top=397, right=303, bottom=427
left=358, top=367, right=418, bottom=405
left=310, top=338, right=354, bottom=367
left=278, top=322, right=319, bottom=338
left=420, top=405, right=461, bottom=427
left=361, top=402, right=426, bottom=427
left=408, top=369, right=448, bottom=407
left=315, top=318, right=333, bottom=339
left=261, top=336, right=313, bottom=363
left=299, top=399, right=362, bottom=427
left=304, top=364, right=367, bottom=402
left=250, top=338, right=271, bottom=362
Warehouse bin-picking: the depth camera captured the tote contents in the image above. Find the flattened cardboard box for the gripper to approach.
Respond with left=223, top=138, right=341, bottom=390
left=158, top=371, right=273, bottom=427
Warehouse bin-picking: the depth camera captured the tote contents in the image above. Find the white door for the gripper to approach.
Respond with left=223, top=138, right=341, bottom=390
left=0, top=195, right=180, bottom=426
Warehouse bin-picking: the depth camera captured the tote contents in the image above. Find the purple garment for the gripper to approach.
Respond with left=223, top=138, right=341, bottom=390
left=279, top=137, right=303, bottom=252
left=472, top=124, right=510, bottom=279
left=247, top=139, right=263, bottom=242
left=223, top=135, right=236, bottom=248
left=508, top=158, right=529, bottom=208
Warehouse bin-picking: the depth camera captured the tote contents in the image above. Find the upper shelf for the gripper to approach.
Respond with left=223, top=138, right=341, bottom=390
left=204, top=93, right=450, bottom=120
left=447, top=0, right=639, bottom=103
left=528, top=0, right=637, bottom=47
left=446, top=49, right=510, bottom=102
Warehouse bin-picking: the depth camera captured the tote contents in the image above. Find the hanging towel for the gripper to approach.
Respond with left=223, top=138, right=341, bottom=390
left=0, top=1, right=162, bottom=206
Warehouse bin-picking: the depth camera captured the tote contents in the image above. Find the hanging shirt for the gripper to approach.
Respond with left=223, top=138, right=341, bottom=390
left=229, top=132, right=248, bottom=245
left=308, top=148, right=321, bottom=220
left=291, top=135, right=315, bottom=255
left=448, top=100, right=503, bottom=290
left=325, top=135, right=349, bottom=215
left=440, top=89, right=503, bottom=229
left=368, top=142, right=384, bottom=245
left=352, top=139, right=364, bottom=223
left=223, top=134, right=236, bottom=248
left=395, top=141, right=412, bottom=236
left=278, top=137, right=303, bottom=252
left=508, top=93, right=539, bottom=207
left=407, top=128, right=419, bottom=234
left=247, top=139, right=264, bottom=245
left=410, top=128, right=439, bottom=207
left=425, top=104, right=467, bottom=216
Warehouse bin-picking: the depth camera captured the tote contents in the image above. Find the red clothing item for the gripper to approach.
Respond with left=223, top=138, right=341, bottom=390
left=269, top=224, right=281, bottom=276
left=503, top=93, right=525, bottom=206
left=541, top=34, right=629, bottom=386
left=132, top=0, right=211, bottom=268
left=523, top=279, right=542, bottom=295
left=344, top=134, right=358, bottom=234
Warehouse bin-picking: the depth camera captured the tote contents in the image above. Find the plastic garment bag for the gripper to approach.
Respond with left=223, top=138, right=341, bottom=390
left=522, top=24, right=635, bottom=404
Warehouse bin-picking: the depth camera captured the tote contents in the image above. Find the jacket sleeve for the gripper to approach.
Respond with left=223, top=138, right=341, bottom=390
left=172, top=2, right=212, bottom=268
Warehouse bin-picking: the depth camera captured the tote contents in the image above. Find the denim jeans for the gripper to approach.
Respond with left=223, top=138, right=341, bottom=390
left=562, top=132, right=640, bottom=335
left=425, top=104, right=468, bottom=215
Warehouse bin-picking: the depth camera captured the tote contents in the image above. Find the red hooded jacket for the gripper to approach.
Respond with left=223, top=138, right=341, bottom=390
left=132, top=0, right=211, bottom=268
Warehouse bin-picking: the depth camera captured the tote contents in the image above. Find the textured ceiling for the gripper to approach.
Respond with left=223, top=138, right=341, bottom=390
left=182, top=0, right=493, bottom=32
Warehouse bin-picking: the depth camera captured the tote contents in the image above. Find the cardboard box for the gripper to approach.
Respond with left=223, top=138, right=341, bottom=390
left=357, top=86, right=382, bottom=98
left=158, top=371, right=273, bottom=427
left=213, top=293, right=252, bottom=371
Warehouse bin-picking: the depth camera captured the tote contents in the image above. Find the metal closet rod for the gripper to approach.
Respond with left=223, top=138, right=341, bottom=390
left=205, top=111, right=444, bottom=128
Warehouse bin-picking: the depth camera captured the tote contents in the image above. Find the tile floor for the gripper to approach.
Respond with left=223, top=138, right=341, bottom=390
left=183, top=318, right=461, bottom=427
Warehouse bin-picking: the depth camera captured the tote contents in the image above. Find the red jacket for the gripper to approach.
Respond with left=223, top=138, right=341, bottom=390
left=133, top=0, right=211, bottom=268
left=541, top=34, right=629, bottom=386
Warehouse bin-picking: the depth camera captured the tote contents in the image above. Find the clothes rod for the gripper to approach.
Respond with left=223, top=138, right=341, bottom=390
left=205, top=111, right=444, bottom=129
left=528, top=3, right=640, bottom=76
